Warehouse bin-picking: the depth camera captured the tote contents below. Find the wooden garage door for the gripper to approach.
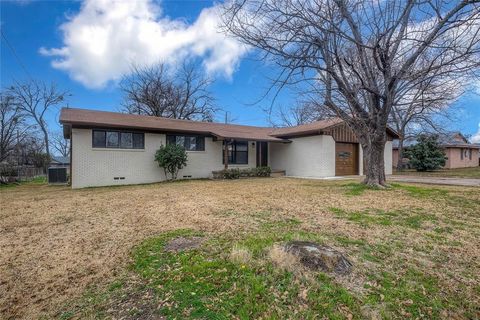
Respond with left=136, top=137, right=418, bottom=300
left=335, top=143, right=359, bottom=176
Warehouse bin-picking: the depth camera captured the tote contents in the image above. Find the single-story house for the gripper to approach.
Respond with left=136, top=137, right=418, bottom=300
left=60, top=108, right=397, bottom=188
left=439, top=132, right=480, bottom=169
left=392, top=132, right=480, bottom=169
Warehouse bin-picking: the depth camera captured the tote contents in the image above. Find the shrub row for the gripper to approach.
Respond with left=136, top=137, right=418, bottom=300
left=215, top=166, right=272, bottom=179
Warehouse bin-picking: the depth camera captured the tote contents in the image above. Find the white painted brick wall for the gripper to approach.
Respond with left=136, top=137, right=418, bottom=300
left=384, top=141, right=393, bottom=175
left=269, top=135, right=336, bottom=178
left=71, top=128, right=256, bottom=188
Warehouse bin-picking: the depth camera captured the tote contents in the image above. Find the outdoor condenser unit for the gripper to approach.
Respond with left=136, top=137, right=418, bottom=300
left=48, top=167, right=68, bottom=184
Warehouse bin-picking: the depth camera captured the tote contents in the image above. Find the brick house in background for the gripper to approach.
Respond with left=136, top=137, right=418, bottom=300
left=392, top=133, right=480, bottom=169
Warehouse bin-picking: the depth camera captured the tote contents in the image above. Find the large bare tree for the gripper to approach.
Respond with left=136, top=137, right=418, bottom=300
left=7, top=80, right=69, bottom=158
left=0, top=93, right=28, bottom=162
left=222, top=0, right=480, bottom=186
left=121, top=62, right=217, bottom=121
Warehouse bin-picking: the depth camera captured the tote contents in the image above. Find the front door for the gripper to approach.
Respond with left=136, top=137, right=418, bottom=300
left=256, top=142, right=268, bottom=167
left=335, top=143, right=359, bottom=176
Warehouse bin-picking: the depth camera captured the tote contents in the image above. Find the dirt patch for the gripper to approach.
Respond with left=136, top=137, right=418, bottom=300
left=164, top=236, right=204, bottom=252
left=107, top=287, right=164, bottom=320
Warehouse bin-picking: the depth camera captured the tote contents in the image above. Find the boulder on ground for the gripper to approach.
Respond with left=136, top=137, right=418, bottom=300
left=284, top=241, right=352, bottom=274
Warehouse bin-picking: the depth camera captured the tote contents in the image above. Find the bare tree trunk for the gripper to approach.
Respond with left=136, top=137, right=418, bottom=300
left=358, top=130, right=387, bottom=187
left=396, top=137, right=405, bottom=171
left=362, top=143, right=386, bottom=187
left=223, top=140, right=229, bottom=170
left=40, top=124, right=50, bottom=159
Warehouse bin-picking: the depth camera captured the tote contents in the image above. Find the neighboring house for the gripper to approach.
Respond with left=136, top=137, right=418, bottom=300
left=439, top=133, right=480, bottom=169
left=60, top=108, right=398, bottom=188
left=392, top=133, right=480, bottom=169
left=50, top=156, right=70, bottom=173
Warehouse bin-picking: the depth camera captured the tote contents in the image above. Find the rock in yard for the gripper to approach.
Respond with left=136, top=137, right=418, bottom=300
left=164, top=236, right=204, bottom=252
left=284, top=241, right=352, bottom=275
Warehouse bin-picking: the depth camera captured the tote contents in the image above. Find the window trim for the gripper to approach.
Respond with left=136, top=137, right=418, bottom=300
left=166, top=134, right=206, bottom=152
left=92, top=129, right=145, bottom=150
left=223, top=140, right=249, bottom=165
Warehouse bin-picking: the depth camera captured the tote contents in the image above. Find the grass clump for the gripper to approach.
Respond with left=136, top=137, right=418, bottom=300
left=267, top=244, right=302, bottom=274
left=229, top=245, right=253, bottom=265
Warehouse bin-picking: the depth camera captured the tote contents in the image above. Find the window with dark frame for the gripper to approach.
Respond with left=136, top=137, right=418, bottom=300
left=166, top=134, right=205, bottom=151
left=92, top=130, right=144, bottom=149
left=222, top=140, right=248, bottom=165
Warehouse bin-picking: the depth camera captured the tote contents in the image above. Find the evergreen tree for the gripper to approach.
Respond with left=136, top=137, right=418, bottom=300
left=406, top=135, right=447, bottom=171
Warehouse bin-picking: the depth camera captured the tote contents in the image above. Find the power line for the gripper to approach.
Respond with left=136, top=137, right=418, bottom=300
left=1, top=29, right=34, bottom=80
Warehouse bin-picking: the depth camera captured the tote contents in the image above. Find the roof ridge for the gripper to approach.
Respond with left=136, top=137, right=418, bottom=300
left=62, top=107, right=278, bottom=130
left=61, top=107, right=342, bottom=132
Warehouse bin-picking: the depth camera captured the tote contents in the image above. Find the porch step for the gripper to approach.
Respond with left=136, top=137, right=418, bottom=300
left=271, top=170, right=286, bottom=178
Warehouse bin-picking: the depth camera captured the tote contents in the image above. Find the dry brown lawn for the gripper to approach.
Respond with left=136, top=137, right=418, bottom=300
left=0, top=178, right=479, bottom=319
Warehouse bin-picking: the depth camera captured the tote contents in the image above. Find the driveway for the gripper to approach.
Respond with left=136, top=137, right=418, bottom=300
left=388, top=175, right=480, bottom=187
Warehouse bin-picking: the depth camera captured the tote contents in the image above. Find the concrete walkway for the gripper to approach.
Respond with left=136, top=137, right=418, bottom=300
left=388, top=175, right=480, bottom=187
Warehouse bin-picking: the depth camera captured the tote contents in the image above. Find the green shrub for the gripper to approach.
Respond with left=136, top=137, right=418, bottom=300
left=406, top=134, right=447, bottom=171
left=217, top=166, right=272, bottom=179
left=155, top=144, right=188, bottom=180
left=255, top=166, right=272, bottom=177
left=223, top=168, right=241, bottom=179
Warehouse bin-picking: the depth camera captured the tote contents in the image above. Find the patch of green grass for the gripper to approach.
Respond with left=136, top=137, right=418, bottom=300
left=391, top=183, right=449, bottom=198
left=30, top=176, right=47, bottom=184
left=329, top=207, right=437, bottom=230
left=365, top=268, right=444, bottom=318
left=261, top=217, right=302, bottom=231
left=0, top=176, right=47, bottom=189
left=62, top=218, right=478, bottom=319
left=129, top=230, right=360, bottom=319
left=361, top=243, right=394, bottom=264
left=335, top=236, right=367, bottom=247
left=343, top=183, right=372, bottom=196
left=394, top=167, right=480, bottom=178
left=64, top=228, right=361, bottom=319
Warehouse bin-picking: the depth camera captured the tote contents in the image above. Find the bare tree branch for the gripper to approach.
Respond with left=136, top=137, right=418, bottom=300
left=7, top=80, right=69, bottom=158
left=121, top=61, right=218, bottom=121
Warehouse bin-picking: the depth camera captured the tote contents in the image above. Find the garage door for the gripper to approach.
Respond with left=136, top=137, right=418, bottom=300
left=335, top=143, right=359, bottom=176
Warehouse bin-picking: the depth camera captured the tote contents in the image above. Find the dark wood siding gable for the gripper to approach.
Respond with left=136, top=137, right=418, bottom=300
left=323, top=123, right=394, bottom=143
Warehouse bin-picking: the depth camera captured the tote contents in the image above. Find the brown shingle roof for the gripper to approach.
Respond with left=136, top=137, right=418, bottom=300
left=60, top=108, right=399, bottom=141
left=270, top=118, right=344, bottom=137
left=60, top=108, right=287, bottom=142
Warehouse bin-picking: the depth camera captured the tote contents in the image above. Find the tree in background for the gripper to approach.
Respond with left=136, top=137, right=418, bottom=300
left=121, top=62, right=217, bottom=121
left=222, top=0, right=480, bottom=187
left=406, top=134, right=447, bottom=172
left=155, top=144, right=188, bottom=180
left=0, top=92, right=29, bottom=162
left=50, top=131, right=70, bottom=158
left=7, top=80, right=69, bottom=158
left=275, top=100, right=334, bottom=127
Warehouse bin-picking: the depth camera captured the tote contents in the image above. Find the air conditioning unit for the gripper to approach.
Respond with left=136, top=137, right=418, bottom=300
left=48, top=167, right=68, bottom=184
